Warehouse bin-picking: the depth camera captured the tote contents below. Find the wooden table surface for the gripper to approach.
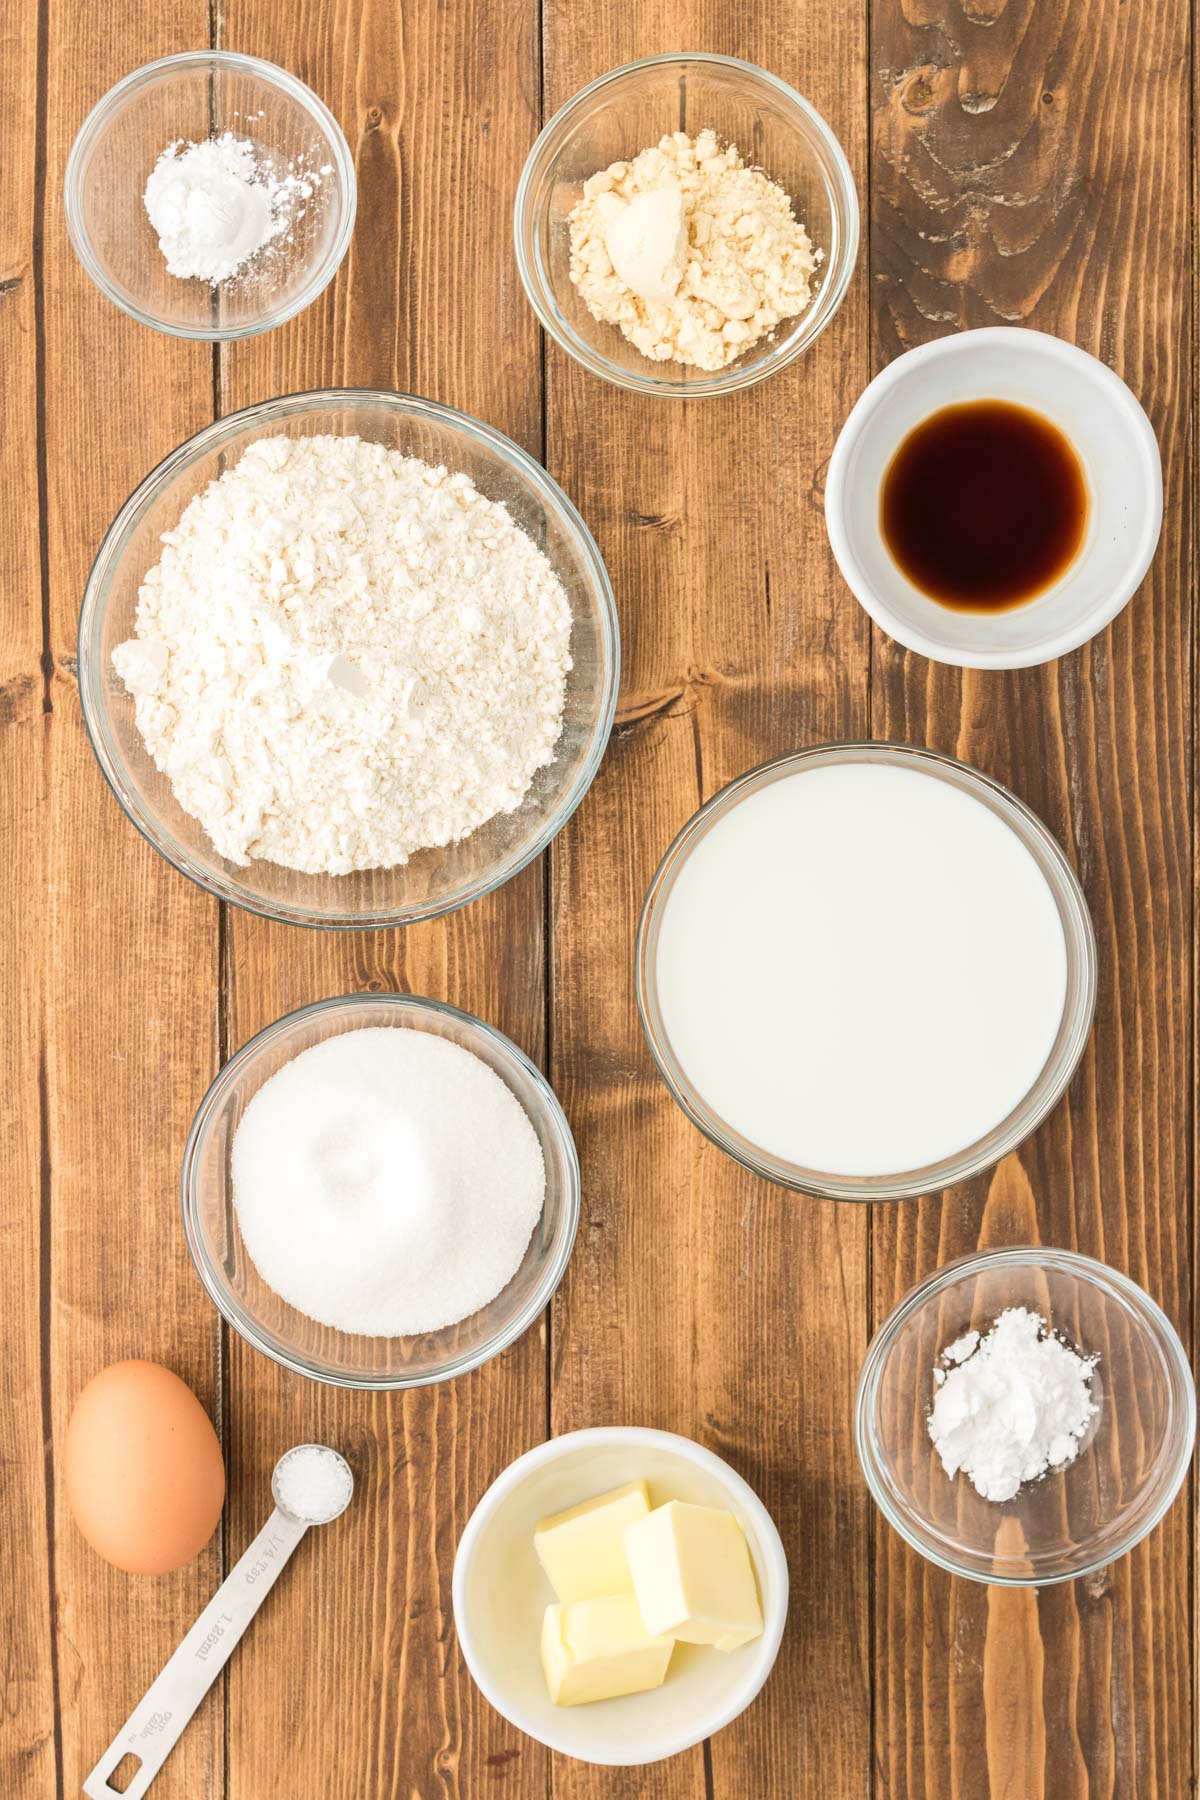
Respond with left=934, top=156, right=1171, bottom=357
left=3, top=0, right=1193, bottom=1793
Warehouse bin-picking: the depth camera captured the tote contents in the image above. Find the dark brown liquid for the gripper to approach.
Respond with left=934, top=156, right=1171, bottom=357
left=880, top=400, right=1088, bottom=612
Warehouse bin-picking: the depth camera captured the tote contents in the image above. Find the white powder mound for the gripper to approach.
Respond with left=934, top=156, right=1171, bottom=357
left=928, top=1306, right=1099, bottom=1502
left=143, top=133, right=319, bottom=284
left=112, top=434, right=573, bottom=875
left=231, top=1028, right=546, bottom=1337
left=569, top=128, right=819, bottom=371
left=274, top=1446, right=353, bottom=1524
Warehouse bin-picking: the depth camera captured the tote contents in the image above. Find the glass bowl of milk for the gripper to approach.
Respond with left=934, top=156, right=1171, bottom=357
left=636, top=743, right=1096, bottom=1202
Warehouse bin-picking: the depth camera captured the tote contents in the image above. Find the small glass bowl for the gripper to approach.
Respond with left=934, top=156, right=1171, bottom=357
left=636, top=743, right=1097, bottom=1201
left=78, top=389, right=619, bottom=928
left=64, top=51, right=356, bottom=340
left=856, top=1248, right=1195, bottom=1585
left=182, top=994, right=580, bottom=1390
left=514, top=53, right=858, bottom=397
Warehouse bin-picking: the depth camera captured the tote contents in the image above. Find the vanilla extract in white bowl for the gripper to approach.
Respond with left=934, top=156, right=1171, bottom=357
left=824, top=327, right=1163, bottom=669
left=636, top=744, right=1096, bottom=1202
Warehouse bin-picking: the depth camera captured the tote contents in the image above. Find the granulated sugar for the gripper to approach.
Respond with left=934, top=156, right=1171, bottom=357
left=231, top=1027, right=545, bottom=1336
left=928, top=1306, right=1099, bottom=1502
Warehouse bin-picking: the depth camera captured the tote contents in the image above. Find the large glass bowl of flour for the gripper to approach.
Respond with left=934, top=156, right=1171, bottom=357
left=182, top=993, right=580, bottom=1388
left=78, top=390, right=619, bottom=927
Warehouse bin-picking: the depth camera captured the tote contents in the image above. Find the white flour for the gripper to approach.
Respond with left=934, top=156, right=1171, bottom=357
left=143, top=134, right=319, bottom=284
left=928, top=1306, right=1099, bottom=1502
left=113, top=434, right=572, bottom=875
left=231, top=1028, right=545, bottom=1336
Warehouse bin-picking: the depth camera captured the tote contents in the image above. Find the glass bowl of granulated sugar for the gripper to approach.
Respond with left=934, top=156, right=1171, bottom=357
left=64, top=51, right=355, bottom=339
left=78, top=389, right=618, bottom=927
left=182, top=993, right=580, bottom=1389
left=855, top=1247, right=1195, bottom=1586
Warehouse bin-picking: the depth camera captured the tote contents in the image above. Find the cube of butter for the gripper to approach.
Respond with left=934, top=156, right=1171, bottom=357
left=533, top=1480, right=651, bottom=1601
left=541, top=1595, right=674, bottom=1706
left=624, top=1500, right=763, bottom=1652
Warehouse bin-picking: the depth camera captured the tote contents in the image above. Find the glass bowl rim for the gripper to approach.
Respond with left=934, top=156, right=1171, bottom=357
left=853, top=1244, right=1197, bottom=1586
left=77, top=385, right=620, bottom=929
left=63, top=48, right=358, bottom=342
left=513, top=50, right=860, bottom=399
left=635, top=740, right=1098, bottom=1200
left=180, top=991, right=582, bottom=1390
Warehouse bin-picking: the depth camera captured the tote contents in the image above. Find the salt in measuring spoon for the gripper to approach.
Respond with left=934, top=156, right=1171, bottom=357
left=83, top=1444, right=354, bottom=1800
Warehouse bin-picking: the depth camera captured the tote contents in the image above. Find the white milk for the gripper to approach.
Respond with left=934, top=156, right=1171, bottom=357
left=652, top=762, right=1068, bottom=1177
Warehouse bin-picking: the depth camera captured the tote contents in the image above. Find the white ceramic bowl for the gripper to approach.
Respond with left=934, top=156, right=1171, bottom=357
left=452, top=1427, right=789, bottom=1765
left=825, top=327, right=1162, bottom=668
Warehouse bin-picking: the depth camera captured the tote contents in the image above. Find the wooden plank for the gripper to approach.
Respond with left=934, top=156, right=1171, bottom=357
left=869, top=0, right=1194, bottom=1792
left=542, top=7, right=873, bottom=1798
left=34, top=6, right=224, bottom=1800
left=211, top=1, right=552, bottom=1794
left=0, top=3, right=58, bottom=1793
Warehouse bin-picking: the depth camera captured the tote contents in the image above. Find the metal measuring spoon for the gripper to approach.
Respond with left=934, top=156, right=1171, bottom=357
left=83, top=1445, right=354, bottom=1799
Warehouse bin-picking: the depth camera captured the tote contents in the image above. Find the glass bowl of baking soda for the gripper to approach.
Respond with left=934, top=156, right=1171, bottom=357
left=855, top=1247, right=1194, bottom=1585
left=64, top=51, right=355, bottom=339
left=182, top=993, right=580, bottom=1389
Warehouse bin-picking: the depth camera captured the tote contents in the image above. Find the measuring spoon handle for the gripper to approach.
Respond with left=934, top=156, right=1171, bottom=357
left=83, top=1507, right=308, bottom=1800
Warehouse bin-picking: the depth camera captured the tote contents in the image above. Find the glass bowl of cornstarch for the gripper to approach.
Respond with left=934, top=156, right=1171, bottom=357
left=78, top=389, right=618, bottom=926
left=182, top=993, right=580, bottom=1388
left=64, top=51, right=356, bottom=340
left=855, top=1247, right=1195, bottom=1585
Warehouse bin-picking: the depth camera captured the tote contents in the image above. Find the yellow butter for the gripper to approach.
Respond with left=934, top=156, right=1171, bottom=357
left=540, top=1595, right=675, bottom=1706
left=624, top=1500, right=763, bottom=1652
left=533, top=1480, right=651, bottom=1601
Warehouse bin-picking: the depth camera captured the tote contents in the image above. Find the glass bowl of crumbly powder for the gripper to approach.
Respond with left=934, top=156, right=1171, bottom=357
left=64, top=51, right=355, bottom=340
left=182, top=993, right=580, bottom=1389
left=855, top=1247, right=1195, bottom=1586
left=514, top=53, right=859, bottom=397
left=78, top=389, right=618, bottom=927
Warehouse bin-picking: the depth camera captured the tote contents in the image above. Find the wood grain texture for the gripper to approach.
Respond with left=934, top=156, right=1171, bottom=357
left=542, top=5, right=873, bottom=1798
left=21, top=6, right=227, bottom=1800
left=0, top=4, right=58, bottom=1793
left=869, top=0, right=1194, bottom=1791
left=214, top=0, right=550, bottom=1795
left=7, top=0, right=1197, bottom=1795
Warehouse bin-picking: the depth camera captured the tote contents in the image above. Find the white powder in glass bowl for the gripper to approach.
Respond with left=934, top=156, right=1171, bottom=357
left=143, top=133, right=324, bottom=285
left=231, top=1027, right=545, bottom=1337
left=928, top=1306, right=1099, bottom=1502
left=112, top=434, right=573, bottom=875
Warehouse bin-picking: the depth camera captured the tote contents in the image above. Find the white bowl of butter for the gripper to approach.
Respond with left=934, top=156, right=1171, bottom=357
left=452, top=1426, right=789, bottom=1765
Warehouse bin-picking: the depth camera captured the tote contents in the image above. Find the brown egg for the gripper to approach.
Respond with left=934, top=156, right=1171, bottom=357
left=64, top=1360, right=225, bottom=1575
